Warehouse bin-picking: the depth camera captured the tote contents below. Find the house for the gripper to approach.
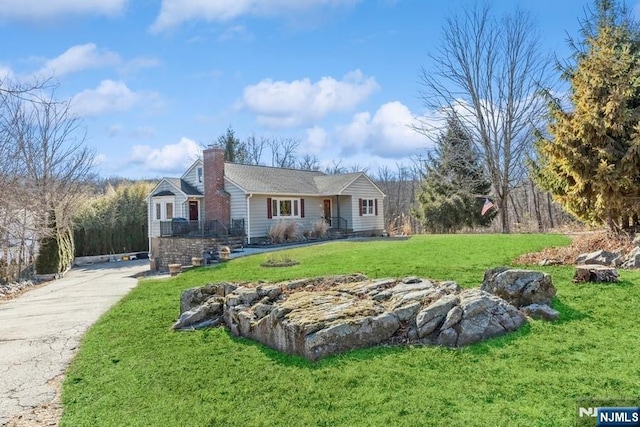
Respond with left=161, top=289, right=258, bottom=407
left=147, top=146, right=385, bottom=268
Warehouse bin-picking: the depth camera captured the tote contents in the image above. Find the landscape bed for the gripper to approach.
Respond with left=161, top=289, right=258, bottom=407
left=60, top=234, right=640, bottom=426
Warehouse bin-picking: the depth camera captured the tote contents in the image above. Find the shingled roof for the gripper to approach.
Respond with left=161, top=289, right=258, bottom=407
left=165, top=178, right=203, bottom=196
left=223, top=163, right=365, bottom=195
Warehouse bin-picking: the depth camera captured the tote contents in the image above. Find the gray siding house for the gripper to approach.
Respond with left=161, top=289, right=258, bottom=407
left=147, top=147, right=385, bottom=252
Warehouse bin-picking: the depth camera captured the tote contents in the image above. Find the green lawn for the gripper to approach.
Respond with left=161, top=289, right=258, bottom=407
left=61, top=234, right=640, bottom=426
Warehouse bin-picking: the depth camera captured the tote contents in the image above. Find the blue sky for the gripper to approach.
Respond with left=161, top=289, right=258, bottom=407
left=0, top=0, right=626, bottom=179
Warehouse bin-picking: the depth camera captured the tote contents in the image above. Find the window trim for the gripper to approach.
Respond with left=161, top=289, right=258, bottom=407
left=269, top=197, right=303, bottom=218
left=361, top=198, right=375, bottom=216
left=153, top=196, right=176, bottom=221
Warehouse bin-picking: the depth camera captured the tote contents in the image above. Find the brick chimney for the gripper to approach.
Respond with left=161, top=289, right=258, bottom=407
left=203, top=146, right=230, bottom=225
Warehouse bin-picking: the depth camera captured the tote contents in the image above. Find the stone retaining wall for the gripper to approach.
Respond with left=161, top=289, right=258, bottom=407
left=151, top=237, right=221, bottom=271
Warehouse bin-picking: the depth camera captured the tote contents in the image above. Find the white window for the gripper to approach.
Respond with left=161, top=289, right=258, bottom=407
left=272, top=198, right=300, bottom=218
left=153, top=197, right=177, bottom=220
left=197, top=167, right=203, bottom=183
left=362, top=199, right=375, bottom=216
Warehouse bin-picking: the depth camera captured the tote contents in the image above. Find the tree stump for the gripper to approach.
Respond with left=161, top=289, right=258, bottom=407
left=573, top=265, right=619, bottom=283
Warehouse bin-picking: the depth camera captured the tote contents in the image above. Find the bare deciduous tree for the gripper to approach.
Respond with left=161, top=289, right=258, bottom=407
left=297, top=154, right=321, bottom=171
left=268, top=137, right=299, bottom=168
left=324, top=159, right=346, bottom=175
left=0, top=83, right=95, bottom=277
left=417, top=4, right=550, bottom=233
left=245, top=134, right=266, bottom=165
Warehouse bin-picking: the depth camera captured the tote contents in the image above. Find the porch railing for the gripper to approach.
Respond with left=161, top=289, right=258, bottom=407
left=328, top=216, right=348, bottom=230
left=160, top=219, right=245, bottom=238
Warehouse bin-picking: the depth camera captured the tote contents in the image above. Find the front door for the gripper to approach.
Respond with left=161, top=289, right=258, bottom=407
left=323, top=199, right=332, bottom=226
left=188, top=201, right=199, bottom=221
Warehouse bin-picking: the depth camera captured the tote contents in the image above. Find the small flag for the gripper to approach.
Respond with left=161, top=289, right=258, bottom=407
left=481, top=199, right=494, bottom=216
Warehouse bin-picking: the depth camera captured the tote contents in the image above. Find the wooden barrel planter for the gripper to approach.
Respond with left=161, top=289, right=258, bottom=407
left=168, top=264, right=182, bottom=276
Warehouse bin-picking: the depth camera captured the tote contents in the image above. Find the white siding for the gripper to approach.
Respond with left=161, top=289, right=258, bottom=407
left=247, top=195, right=327, bottom=242
left=147, top=181, right=188, bottom=237
left=343, top=175, right=385, bottom=232
left=181, top=160, right=205, bottom=193
left=227, top=180, right=247, bottom=228
left=248, top=195, right=269, bottom=241
left=335, top=195, right=353, bottom=229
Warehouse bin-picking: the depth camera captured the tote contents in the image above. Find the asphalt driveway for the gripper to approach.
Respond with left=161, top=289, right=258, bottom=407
left=0, top=259, right=149, bottom=425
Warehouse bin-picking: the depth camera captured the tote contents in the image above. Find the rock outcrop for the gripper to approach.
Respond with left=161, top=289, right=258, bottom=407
left=575, top=250, right=621, bottom=267
left=481, top=267, right=556, bottom=307
left=173, top=272, right=549, bottom=361
left=621, top=247, right=640, bottom=269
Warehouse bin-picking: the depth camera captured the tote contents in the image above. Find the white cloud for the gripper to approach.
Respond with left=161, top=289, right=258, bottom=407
left=72, top=79, right=161, bottom=117
left=0, top=0, right=126, bottom=22
left=240, top=70, right=379, bottom=128
left=128, top=137, right=202, bottom=174
left=339, top=101, right=427, bottom=158
left=302, top=126, right=330, bottom=155
left=151, top=0, right=360, bottom=32
left=37, top=43, right=121, bottom=78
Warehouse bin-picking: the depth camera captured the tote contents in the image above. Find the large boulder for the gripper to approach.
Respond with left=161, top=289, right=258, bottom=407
left=436, top=289, right=527, bottom=347
left=575, top=250, right=621, bottom=267
left=176, top=274, right=535, bottom=361
left=180, top=282, right=237, bottom=313
left=174, top=296, right=225, bottom=330
left=621, top=247, right=640, bottom=269
left=481, top=267, right=555, bottom=307
left=520, top=304, right=560, bottom=321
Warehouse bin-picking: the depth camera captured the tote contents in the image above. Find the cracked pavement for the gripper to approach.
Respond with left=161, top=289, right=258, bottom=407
left=0, top=260, right=149, bottom=425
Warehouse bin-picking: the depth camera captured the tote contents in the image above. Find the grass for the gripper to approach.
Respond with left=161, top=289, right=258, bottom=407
left=60, top=234, right=640, bottom=426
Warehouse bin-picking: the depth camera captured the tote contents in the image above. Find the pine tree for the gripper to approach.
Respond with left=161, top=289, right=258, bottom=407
left=216, top=126, right=248, bottom=164
left=414, top=116, right=494, bottom=233
left=534, top=0, right=640, bottom=230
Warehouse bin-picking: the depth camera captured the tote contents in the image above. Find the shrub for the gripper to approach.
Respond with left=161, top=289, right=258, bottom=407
left=268, top=221, right=287, bottom=244
left=260, top=253, right=299, bottom=267
left=268, top=221, right=300, bottom=243
left=312, top=220, right=329, bottom=238
left=283, top=221, right=299, bottom=242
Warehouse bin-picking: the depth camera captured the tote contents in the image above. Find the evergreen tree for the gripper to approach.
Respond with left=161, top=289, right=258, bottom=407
left=534, top=0, right=640, bottom=230
left=414, top=116, right=494, bottom=233
left=216, top=126, right=248, bottom=164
